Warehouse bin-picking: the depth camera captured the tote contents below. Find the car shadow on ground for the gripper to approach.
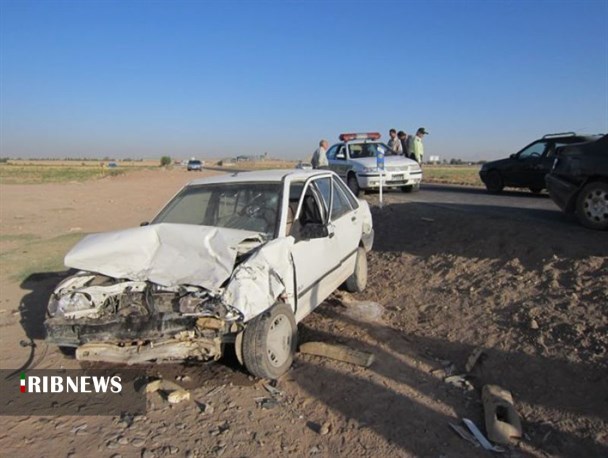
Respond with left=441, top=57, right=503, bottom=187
left=421, top=183, right=551, bottom=199
left=293, top=303, right=608, bottom=456
left=369, top=202, right=607, bottom=265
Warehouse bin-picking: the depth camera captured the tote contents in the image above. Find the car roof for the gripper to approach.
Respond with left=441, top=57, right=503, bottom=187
left=187, top=169, right=333, bottom=186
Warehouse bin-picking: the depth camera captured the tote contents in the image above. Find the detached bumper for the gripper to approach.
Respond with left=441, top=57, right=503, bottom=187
left=545, top=174, right=580, bottom=213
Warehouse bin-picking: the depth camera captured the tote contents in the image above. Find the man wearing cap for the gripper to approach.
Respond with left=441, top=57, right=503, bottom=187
left=412, top=127, right=429, bottom=164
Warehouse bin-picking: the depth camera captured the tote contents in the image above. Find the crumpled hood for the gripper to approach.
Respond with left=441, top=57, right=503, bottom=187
left=65, top=223, right=262, bottom=292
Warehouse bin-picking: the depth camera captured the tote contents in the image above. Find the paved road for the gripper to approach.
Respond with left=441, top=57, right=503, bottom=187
left=372, top=183, right=579, bottom=228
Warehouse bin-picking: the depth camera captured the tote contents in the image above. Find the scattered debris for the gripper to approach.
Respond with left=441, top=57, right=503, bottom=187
left=448, top=422, right=479, bottom=447
left=530, top=319, right=540, bottom=330
left=482, top=384, right=523, bottom=444
left=444, top=374, right=474, bottom=391
left=462, top=418, right=505, bottom=453
left=341, top=300, right=385, bottom=322
left=465, top=347, right=485, bottom=373
left=145, top=379, right=190, bottom=404
left=263, top=383, right=283, bottom=397
left=254, top=397, right=279, bottom=410
left=299, top=341, right=375, bottom=367
left=319, top=421, right=331, bottom=436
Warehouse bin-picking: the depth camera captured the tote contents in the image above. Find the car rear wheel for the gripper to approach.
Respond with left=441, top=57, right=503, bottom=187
left=345, top=246, right=368, bottom=293
left=575, top=181, right=608, bottom=230
left=401, top=183, right=420, bottom=193
left=485, top=170, right=504, bottom=193
left=347, top=174, right=361, bottom=197
left=242, top=303, right=297, bottom=379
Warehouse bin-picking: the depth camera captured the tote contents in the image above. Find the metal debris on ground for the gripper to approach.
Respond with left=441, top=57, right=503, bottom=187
left=145, top=379, right=190, bottom=404
left=462, top=418, right=506, bottom=453
left=465, top=347, right=485, bottom=373
left=482, top=384, right=523, bottom=444
left=444, top=374, right=474, bottom=391
left=448, top=423, right=480, bottom=447
left=299, top=341, right=375, bottom=367
left=254, top=397, right=279, bottom=410
left=263, top=383, right=283, bottom=397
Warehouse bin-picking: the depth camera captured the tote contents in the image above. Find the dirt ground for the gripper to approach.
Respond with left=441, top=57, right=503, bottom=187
left=0, top=169, right=606, bottom=457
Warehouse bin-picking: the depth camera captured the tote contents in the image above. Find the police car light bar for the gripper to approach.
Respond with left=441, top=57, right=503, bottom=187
left=339, top=132, right=381, bottom=142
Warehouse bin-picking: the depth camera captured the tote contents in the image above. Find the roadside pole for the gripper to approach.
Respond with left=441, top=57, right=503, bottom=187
left=377, top=146, right=385, bottom=208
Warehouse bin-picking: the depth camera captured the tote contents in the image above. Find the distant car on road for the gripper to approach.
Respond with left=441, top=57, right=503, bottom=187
left=295, top=161, right=313, bottom=170
left=479, top=132, right=602, bottom=194
left=546, top=134, right=607, bottom=230
left=327, top=132, right=422, bottom=196
left=187, top=159, right=203, bottom=171
left=107, top=162, right=118, bottom=168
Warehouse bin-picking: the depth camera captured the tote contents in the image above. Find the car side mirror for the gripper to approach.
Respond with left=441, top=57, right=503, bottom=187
left=336, top=154, right=345, bottom=160
left=510, top=154, right=516, bottom=159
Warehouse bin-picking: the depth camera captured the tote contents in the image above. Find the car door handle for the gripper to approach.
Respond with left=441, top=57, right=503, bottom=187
left=351, top=216, right=357, bottom=222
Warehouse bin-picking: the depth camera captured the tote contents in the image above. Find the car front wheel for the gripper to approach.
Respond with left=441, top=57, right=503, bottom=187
left=242, top=303, right=297, bottom=379
left=347, top=174, right=361, bottom=197
left=345, top=246, right=368, bottom=293
left=575, top=181, right=608, bottom=230
left=485, top=170, right=504, bottom=193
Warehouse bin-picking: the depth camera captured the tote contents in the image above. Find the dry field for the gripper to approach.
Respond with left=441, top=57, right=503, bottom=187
left=0, top=167, right=606, bottom=457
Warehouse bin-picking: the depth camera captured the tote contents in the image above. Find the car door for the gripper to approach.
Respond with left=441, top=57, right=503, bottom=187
left=505, top=141, right=547, bottom=186
left=289, top=176, right=342, bottom=321
left=327, top=144, right=349, bottom=179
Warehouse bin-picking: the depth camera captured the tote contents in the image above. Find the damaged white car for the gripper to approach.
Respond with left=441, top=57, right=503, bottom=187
left=45, top=170, right=374, bottom=379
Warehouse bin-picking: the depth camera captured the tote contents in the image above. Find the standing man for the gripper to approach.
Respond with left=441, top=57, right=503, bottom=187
left=398, top=131, right=408, bottom=156
left=311, top=139, right=329, bottom=169
left=412, top=127, right=429, bottom=164
left=387, top=129, right=402, bottom=154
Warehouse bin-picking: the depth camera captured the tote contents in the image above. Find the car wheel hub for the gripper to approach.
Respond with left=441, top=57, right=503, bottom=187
left=266, top=314, right=291, bottom=367
left=584, top=189, right=608, bottom=222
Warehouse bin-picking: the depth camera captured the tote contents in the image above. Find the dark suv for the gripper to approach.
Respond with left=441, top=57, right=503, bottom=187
left=545, top=134, right=607, bottom=230
left=479, top=133, right=602, bottom=194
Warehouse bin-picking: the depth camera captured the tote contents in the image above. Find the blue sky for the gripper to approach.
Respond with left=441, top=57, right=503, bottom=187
left=1, top=0, right=607, bottom=160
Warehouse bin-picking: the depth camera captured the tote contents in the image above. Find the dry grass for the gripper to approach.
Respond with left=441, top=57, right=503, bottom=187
left=422, top=165, right=482, bottom=186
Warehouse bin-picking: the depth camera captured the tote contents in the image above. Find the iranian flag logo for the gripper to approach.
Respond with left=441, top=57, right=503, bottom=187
left=20, top=373, right=26, bottom=393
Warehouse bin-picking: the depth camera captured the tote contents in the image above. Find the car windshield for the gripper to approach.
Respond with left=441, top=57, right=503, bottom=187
left=349, top=142, right=398, bottom=158
left=189, top=160, right=201, bottom=165
left=153, top=182, right=281, bottom=236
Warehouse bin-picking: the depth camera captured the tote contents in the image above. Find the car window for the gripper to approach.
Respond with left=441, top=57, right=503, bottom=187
left=349, top=142, right=391, bottom=159
left=518, top=142, right=547, bottom=159
left=313, top=176, right=352, bottom=221
left=153, top=183, right=281, bottom=236
left=326, top=145, right=339, bottom=160
left=331, top=183, right=353, bottom=220
left=334, top=176, right=359, bottom=208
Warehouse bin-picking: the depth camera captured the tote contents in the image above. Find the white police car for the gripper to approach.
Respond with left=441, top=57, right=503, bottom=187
left=326, top=132, right=423, bottom=196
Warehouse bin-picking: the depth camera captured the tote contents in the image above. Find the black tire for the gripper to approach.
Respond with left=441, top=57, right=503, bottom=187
left=347, top=174, right=361, bottom=197
left=575, top=181, right=608, bottom=230
left=529, top=187, right=543, bottom=194
left=242, top=303, right=297, bottom=379
left=345, top=246, right=368, bottom=293
left=401, top=183, right=420, bottom=193
left=485, top=170, right=504, bottom=193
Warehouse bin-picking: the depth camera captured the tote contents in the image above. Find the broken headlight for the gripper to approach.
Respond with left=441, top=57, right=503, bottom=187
left=48, top=293, right=95, bottom=318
